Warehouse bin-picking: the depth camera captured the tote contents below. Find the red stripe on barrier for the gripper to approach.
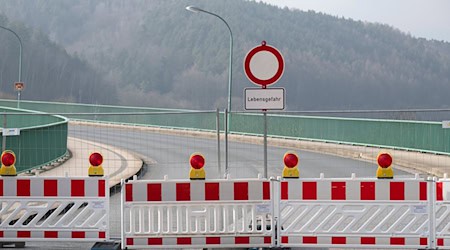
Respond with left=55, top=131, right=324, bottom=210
left=125, top=183, right=133, bottom=202
left=17, top=180, right=30, bottom=196
left=17, top=231, right=31, bottom=238
left=44, top=180, right=58, bottom=196
left=332, top=237, right=346, bottom=244
left=235, top=236, right=250, bottom=244
left=420, top=237, right=428, bottom=245
left=45, top=231, right=58, bottom=238
left=176, top=183, right=190, bottom=201
left=98, top=180, right=105, bottom=197
left=205, top=183, right=219, bottom=200
left=206, top=237, right=220, bottom=244
left=361, top=237, right=376, bottom=244
left=264, top=236, right=271, bottom=244
left=281, top=182, right=288, bottom=200
left=361, top=182, right=375, bottom=200
left=148, top=238, right=163, bottom=245
left=438, top=238, right=444, bottom=246
left=437, top=183, right=443, bottom=201
left=177, top=237, right=192, bottom=245
left=71, top=180, right=85, bottom=197
left=281, top=236, right=288, bottom=243
left=303, top=236, right=317, bottom=244
left=263, top=181, right=270, bottom=200
left=99, top=232, right=106, bottom=239
left=331, top=182, right=346, bottom=200
left=234, top=182, right=249, bottom=200
left=390, top=237, right=405, bottom=245
left=147, top=183, right=162, bottom=201
left=72, top=231, right=85, bottom=238
left=127, top=238, right=134, bottom=245
left=303, top=182, right=317, bottom=200
left=390, top=182, right=405, bottom=200
left=420, top=182, right=427, bottom=200
left=0, top=179, right=3, bottom=196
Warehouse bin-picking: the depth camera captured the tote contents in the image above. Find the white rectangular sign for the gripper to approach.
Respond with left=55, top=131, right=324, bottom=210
left=443, top=120, right=450, bottom=128
left=2, top=128, right=20, bottom=136
left=245, top=88, right=285, bottom=110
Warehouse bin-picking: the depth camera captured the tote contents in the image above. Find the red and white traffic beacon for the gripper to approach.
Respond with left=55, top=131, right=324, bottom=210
left=282, top=151, right=299, bottom=178
left=0, top=150, right=17, bottom=176
left=376, top=152, right=394, bottom=179
left=189, top=153, right=206, bottom=180
left=88, top=152, right=104, bottom=177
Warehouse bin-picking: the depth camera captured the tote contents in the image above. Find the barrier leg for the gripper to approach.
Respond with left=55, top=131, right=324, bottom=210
left=0, top=242, right=25, bottom=248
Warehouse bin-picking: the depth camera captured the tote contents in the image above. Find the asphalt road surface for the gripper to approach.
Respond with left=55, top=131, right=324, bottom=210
left=68, top=124, right=412, bottom=179
left=16, top=124, right=412, bottom=249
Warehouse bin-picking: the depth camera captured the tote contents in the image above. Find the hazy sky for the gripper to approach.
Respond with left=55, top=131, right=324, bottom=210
left=259, top=0, right=450, bottom=42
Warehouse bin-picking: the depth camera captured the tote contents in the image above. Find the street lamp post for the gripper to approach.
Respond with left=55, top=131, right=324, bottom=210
left=186, top=6, right=233, bottom=177
left=0, top=25, right=23, bottom=108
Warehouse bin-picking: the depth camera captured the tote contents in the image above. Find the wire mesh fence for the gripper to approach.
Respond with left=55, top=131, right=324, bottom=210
left=1, top=109, right=450, bottom=179
left=1, top=109, right=450, bottom=239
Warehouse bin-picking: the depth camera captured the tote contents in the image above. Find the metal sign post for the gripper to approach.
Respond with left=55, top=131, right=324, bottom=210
left=243, top=41, right=285, bottom=178
left=263, top=109, right=268, bottom=178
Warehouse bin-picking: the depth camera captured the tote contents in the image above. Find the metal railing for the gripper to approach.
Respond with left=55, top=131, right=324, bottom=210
left=0, top=99, right=449, bottom=173
left=0, top=107, right=68, bottom=172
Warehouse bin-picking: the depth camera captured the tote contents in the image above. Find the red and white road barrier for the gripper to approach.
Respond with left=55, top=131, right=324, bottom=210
left=436, top=177, right=450, bottom=249
left=121, top=177, right=273, bottom=249
left=278, top=176, right=432, bottom=249
left=0, top=176, right=109, bottom=242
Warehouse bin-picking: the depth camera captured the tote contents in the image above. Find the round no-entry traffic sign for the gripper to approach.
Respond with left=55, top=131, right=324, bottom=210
left=244, top=41, right=284, bottom=87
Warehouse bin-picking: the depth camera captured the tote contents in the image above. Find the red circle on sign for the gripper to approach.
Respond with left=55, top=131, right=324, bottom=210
left=244, top=44, right=284, bottom=86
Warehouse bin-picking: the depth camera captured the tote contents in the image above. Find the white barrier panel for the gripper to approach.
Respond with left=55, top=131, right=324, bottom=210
left=436, top=178, right=450, bottom=249
left=121, top=178, right=273, bottom=249
left=278, top=177, right=432, bottom=249
left=0, top=176, right=109, bottom=242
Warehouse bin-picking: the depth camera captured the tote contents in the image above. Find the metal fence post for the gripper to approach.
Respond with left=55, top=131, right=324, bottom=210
left=120, top=179, right=125, bottom=249
left=2, top=114, right=6, bottom=152
left=429, top=176, right=437, bottom=249
left=274, top=176, right=282, bottom=247
left=224, top=108, right=228, bottom=178
left=216, top=108, right=221, bottom=177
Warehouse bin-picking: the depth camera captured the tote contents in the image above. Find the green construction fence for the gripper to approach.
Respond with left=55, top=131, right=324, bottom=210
left=0, top=106, right=68, bottom=173
left=0, top=99, right=448, bottom=156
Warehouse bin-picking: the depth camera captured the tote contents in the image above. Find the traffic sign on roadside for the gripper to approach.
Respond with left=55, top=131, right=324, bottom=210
left=243, top=41, right=286, bottom=179
left=245, top=88, right=285, bottom=110
left=14, top=82, right=24, bottom=91
left=2, top=128, right=20, bottom=136
left=443, top=120, right=450, bottom=128
left=243, top=41, right=284, bottom=87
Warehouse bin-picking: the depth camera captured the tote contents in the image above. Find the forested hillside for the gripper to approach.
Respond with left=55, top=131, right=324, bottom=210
left=1, top=0, right=450, bottom=110
left=0, top=14, right=117, bottom=104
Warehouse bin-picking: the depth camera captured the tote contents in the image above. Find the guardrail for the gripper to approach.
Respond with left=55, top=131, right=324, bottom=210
left=0, top=107, right=68, bottom=173
left=0, top=99, right=448, bottom=156
left=232, top=113, right=449, bottom=155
